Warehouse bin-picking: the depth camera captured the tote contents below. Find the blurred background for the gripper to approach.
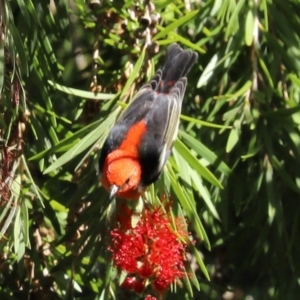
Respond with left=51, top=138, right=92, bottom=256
left=1, top=0, right=300, bottom=299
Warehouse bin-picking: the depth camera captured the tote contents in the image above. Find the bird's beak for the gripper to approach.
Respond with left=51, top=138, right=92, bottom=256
left=110, top=184, right=119, bottom=199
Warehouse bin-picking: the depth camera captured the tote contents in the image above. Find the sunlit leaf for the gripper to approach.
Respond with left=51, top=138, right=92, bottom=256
left=245, top=9, right=254, bottom=46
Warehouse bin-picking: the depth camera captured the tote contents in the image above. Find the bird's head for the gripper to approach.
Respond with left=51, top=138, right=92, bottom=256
left=101, top=150, right=142, bottom=200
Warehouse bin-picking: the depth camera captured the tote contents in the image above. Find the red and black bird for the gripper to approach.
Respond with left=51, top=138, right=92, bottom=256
left=99, top=43, right=198, bottom=199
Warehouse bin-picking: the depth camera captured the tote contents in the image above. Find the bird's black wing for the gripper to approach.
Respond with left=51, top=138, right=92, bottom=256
left=98, top=71, right=162, bottom=171
left=139, top=78, right=188, bottom=186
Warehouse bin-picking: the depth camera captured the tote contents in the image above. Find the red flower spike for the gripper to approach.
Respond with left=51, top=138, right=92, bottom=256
left=121, top=276, right=135, bottom=290
left=154, top=273, right=174, bottom=292
left=145, top=295, right=157, bottom=300
left=109, top=202, right=188, bottom=293
left=132, top=278, right=145, bottom=294
left=116, top=201, right=134, bottom=230
left=138, top=262, right=153, bottom=278
left=110, top=230, right=144, bottom=273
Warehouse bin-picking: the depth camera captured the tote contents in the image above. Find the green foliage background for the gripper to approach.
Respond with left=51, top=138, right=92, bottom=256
left=1, top=0, right=300, bottom=299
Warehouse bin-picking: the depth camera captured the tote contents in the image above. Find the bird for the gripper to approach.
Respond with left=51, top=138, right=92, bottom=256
left=99, top=43, right=198, bottom=200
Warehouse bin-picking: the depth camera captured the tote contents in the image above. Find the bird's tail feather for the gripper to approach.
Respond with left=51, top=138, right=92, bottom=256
left=157, top=43, right=198, bottom=93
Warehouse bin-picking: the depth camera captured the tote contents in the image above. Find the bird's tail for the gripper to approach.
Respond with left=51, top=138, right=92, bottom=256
left=156, top=43, right=198, bottom=93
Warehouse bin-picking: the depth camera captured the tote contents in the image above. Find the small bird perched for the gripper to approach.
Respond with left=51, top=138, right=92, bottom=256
left=99, top=43, right=198, bottom=200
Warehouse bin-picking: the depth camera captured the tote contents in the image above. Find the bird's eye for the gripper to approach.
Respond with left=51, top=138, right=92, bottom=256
left=125, top=177, right=130, bottom=184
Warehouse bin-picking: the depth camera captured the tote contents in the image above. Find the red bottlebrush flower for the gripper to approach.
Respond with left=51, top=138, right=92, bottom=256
left=121, top=276, right=135, bottom=290
left=138, top=262, right=153, bottom=278
left=110, top=230, right=145, bottom=273
left=109, top=203, right=188, bottom=293
left=132, top=278, right=145, bottom=294
left=121, top=276, right=145, bottom=293
left=116, top=201, right=134, bottom=230
left=145, top=295, right=157, bottom=300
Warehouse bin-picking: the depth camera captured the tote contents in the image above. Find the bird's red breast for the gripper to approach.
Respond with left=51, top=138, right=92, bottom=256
left=101, top=120, right=148, bottom=199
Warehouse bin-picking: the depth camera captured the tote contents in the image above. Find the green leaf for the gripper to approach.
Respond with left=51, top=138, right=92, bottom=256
left=289, top=73, right=300, bottom=85
left=48, top=80, right=116, bottom=100
left=226, top=126, right=239, bottom=153
left=264, top=105, right=300, bottom=118
left=259, top=57, right=274, bottom=88
left=190, top=168, right=220, bottom=220
left=179, top=130, right=231, bottom=175
left=165, top=31, right=206, bottom=53
left=183, top=269, right=195, bottom=295
left=181, top=114, right=232, bottom=129
left=165, top=163, right=209, bottom=246
left=214, top=80, right=253, bottom=101
left=225, top=0, right=246, bottom=38
left=120, top=46, right=146, bottom=99
left=44, top=110, right=119, bottom=173
left=261, top=0, right=269, bottom=30
left=245, top=10, right=254, bottom=46
left=271, top=155, right=300, bottom=194
left=29, top=118, right=103, bottom=161
left=192, top=246, right=210, bottom=281
left=20, top=199, right=30, bottom=248
left=26, top=0, right=41, bottom=25
left=197, top=53, right=218, bottom=88
left=16, top=0, right=31, bottom=26
left=174, top=139, right=223, bottom=188
left=265, top=166, right=277, bottom=225
left=9, top=21, right=28, bottom=76
left=13, top=206, right=21, bottom=256
left=153, top=10, right=199, bottom=41
left=22, top=155, right=44, bottom=208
